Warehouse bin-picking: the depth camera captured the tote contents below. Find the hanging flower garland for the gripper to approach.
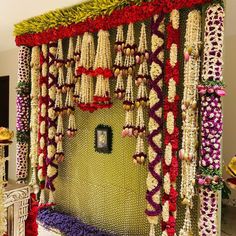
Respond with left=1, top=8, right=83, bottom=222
left=93, top=30, right=113, bottom=109
left=146, top=14, right=165, bottom=236
left=73, top=36, right=82, bottom=102
left=133, top=23, right=149, bottom=165
left=76, top=32, right=96, bottom=112
left=162, top=9, right=180, bottom=236
left=122, top=23, right=136, bottom=137
left=38, top=44, right=49, bottom=204
left=16, top=45, right=31, bottom=183
left=29, top=46, right=40, bottom=192
left=46, top=41, right=58, bottom=204
left=179, top=10, right=201, bottom=236
left=55, top=38, right=65, bottom=163
left=197, top=4, right=225, bottom=236
left=114, top=25, right=125, bottom=99
left=65, top=37, right=77, bottom=137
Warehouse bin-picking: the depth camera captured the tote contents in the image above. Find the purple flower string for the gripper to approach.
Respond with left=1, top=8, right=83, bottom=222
left=198, top=4, right=225, bottom=236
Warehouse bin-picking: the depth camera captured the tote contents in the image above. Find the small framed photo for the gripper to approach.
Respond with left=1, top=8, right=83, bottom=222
left=94, top=125, right=112, bottom=154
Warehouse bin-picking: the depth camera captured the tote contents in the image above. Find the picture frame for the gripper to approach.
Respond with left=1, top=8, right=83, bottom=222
left=94, top=125, right=112, bottom=154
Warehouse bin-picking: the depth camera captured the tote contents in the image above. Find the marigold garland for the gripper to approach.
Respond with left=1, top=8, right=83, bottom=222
left=46, top=42, right=58, bottom=204
left=14, top=0, right=211, bottom=47
left=16, top=46, right=31, bottom=183
left=38, top=44, right=49, bottom=204
left=162, top=9, right=180, bottom=236
left=146, top=14, right=165, bottom=236
left=179, top=10, right=201, bottom=236
left=29, top=46, right=40, bottom=191
left=197, top=4, right=225, bottom=236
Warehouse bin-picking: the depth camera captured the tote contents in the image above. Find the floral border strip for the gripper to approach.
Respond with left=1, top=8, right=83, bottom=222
left=38, top=44, right=49, bottom=204
left=197, top=4, right=225, bottom=236
left=16, top=45, right=31, bottom=183
left=146, top=14, right=165, bottom=236
left=46, top=42, right=58, bottom=204
left=179, top=9, right=202, bottom=236
left=29, top=46, right=40, bottom=189
left=162, top=9, right=180, bottom=236
left=14, top=0, right=211, bottom=46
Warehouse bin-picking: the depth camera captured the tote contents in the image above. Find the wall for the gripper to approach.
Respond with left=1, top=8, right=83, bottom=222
left=0, top=48, right=19, bottom=181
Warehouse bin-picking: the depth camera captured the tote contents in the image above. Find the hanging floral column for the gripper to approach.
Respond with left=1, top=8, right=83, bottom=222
left=146, top=14, right=165, bottom=236
left=197, top=4, right=225, bottom=236
left=38, top=44, right=49, bottom=204
left=16, top=46, right=31, bottom=183
left=46, top=42, right=58, bottom=204
left=179, top=10, right=201, bottom=236
left=29, top=46, right=40, bottom=192
left=162, top=9, right=180, bottom=236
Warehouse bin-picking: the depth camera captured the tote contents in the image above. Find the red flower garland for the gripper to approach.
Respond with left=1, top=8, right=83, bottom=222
left=15, top=0, right=211, bottom=47
left=162, top=10, right=180, bottom=236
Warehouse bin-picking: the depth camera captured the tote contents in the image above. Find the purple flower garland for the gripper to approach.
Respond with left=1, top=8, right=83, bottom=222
left=16, top=46, right=31, bottom=183
left=37, top=208, right=114, bottom=236
left=197, top=4, right=225, bottom=236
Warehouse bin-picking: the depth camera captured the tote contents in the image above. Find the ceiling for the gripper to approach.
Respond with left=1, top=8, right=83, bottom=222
left=0, top=0, right=235, bottom=52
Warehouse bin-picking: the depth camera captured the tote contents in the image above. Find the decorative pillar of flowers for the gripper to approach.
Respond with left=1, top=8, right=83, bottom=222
left=55, top=39, right=65, bottom=163
left=162, top=9, right=180, bottom=236
left=46, top=42, right=58, bottom=204
left=29, top=46, right=40, bottom=191
left=65, top=37, right=77, bottom=138
left=16, top=46, right=31, bottom=183
left=38, top=44, right=49, bottom=204
left=122, top=23, right=136, bottom=137
left=179, top=10, right=201, bottom=236
left=93, top=30, right=113, bottom=109
left=146, top=14, right=165, bottom=236
left=73, top=36, right=82, bottom=102
left=114, top=25, right=125, bottom=99
left=77, top=32, right=96, bottom=112
left=133, top=23, right=149, bottom=165
left=197, top=4, right=225, bottom=236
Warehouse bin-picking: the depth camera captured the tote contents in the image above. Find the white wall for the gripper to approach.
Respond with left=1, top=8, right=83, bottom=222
left=0, top=48, right=19, bottom=181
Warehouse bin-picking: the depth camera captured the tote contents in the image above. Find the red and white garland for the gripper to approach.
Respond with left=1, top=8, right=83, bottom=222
left=29, top=46, right=40, bottom=191
left=133, top=23, right=149, bottom=165
left=46, top=42, right=58, bottom=204
left=162, top=9, right=180, bottom=236
left=93, top=30, right=113, bottom=109
left=146, top=14, right=165, bottom=236
left=179, top=10, right=201, bottom=236
left=38, top=44, right=48, bottom=204
left=77, top=32, right=96, bottom=112
left=114, top=25, right=125, bottom=99
left=122, top=23, right=136, bottom=137
left=198, top=4, right=225, bottom=236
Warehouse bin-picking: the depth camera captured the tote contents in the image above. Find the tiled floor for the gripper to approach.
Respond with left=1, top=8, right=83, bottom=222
left=221, top=205, right=236, bottom=236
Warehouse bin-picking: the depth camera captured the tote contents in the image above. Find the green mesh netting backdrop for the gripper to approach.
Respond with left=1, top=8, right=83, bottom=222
left=54, top=8, right=200, bottom=236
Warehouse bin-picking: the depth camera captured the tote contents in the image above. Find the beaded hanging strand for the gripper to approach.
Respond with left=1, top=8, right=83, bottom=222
left=133, top=23, right=149, bottom=165
left=146, top=14, right=165, bottom=236
left=179, top=10, right=201, bottom=236
left=65, top=37, right=77, bottom=138
left=114, top=25, right=125, bottom=99
left=46, top=41, right=58, bottom=204
left=197, top=4, right=225, bottom=236
left=76, top=32, right=96, bottom=112
left=93, top=30, right=113, bottom=109
left=38, top=44, right=49, bottom=204
left=16, top=46, right=31, bottom=183
left=29, top=46, right=40, bottom=192
left=55, top=39, right=65, bottom=163
left=122, top=23, right=136, bottom=137
left=162, top=10, right=180, bottom=236
left=73, top=36, right=82, bottom=102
